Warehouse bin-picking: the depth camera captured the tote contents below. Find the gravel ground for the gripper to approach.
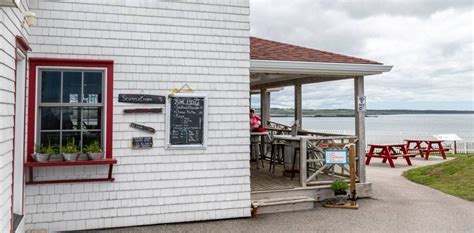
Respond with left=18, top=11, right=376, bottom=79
left=87, top=156, right=474, bottom=233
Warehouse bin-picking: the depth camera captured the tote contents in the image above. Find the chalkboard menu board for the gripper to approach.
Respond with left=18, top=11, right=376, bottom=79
left=166, top=94, right=207, bottom=148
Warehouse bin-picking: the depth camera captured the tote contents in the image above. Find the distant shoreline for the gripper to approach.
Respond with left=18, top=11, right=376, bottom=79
left=259, top=109, right=474, bottom=118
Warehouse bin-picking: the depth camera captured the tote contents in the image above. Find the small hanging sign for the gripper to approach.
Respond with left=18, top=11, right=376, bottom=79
left=357, top=96, right=366, bottom=112
left=130, top=123, right=155, bottom=133
left=324, top=150, right=349, bottom=165
left=132, top=137, right=153, bottom=148
left=119, top=94, right=166, bottom=104
left=123, top=108, right=163, bottom=114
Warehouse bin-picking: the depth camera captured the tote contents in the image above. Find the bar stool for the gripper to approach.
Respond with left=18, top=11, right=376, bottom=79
left=269, top=142, right=285, bottom=173
left=250, top=141, right=265, bottom=169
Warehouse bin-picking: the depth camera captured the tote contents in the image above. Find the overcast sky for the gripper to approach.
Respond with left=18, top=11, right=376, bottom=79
left=249, top=0, right=474, bottom=110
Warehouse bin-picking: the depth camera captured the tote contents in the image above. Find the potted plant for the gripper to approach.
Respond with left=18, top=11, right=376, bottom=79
left=61, top=138, right=79, bottom=161
left=330, top=179, right=349, bottom=205
left=48, top=146, right=62, bottom=161
left=84, top=141, right=104, bottom=160
left=33, top=144, right=50, bottom=162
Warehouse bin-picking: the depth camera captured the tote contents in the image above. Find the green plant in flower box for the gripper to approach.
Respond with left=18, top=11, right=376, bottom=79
left=61, top=138, right=79, bottom=161
left=62, top=139, right=79, bottom=154
left=84, top=140, right=104, bottom=160
left=84, top=141, right=102, bottom=153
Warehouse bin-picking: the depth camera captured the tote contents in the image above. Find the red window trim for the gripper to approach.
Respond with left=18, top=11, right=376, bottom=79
left=27, top=58, right=114, bottom=163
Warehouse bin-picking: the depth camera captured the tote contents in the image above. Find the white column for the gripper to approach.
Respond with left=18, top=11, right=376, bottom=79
left=260, top=88, right=269, bottom=127
left=354, top=76, right=366, bottom=183
left=294, top=81, right=302, bottom=129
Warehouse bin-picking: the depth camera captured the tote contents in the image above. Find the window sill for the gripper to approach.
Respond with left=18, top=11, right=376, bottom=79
left=25, top=158, right=117, bottom=167
left=25, top=158, right=117, bottom=185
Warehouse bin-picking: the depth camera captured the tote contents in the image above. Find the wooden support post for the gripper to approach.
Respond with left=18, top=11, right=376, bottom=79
left=349, top=142, right=357, bottom=202
left=454, top=141, right=457, bottom=154
left=294, top=81, right=302, bottom=129
left=260, top=90, right=270, bottom=128
left=300, top=138, right=307, bottom=187
left=354, top=77, right=366, bottom=183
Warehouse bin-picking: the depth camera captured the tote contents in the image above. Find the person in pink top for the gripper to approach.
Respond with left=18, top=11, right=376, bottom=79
left=250, top=109, right=261, bottom=130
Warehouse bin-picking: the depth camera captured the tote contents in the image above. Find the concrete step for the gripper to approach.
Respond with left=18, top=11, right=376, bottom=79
left=251, top=196, right=315, bottom=215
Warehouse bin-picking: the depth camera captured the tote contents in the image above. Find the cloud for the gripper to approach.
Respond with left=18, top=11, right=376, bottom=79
left=250, top=0, right=474, bottom=110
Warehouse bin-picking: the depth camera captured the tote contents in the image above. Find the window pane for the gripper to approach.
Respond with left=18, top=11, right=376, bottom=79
left=62, top=132, right=81, bottom=152
left=83, top=72, right=102, bottom=104
left=40, top=132, right=60, bottom=151
left=41, top=71, right=61, bottom=103
left=82, top=107, right=102, bottom=130
left=62, top=72, right=82, bottom=103
left=62, top=107, right=81, bottom=130
left=41, top=107, right=61, bottom=130
left=83, top=131, right=101, bottom=149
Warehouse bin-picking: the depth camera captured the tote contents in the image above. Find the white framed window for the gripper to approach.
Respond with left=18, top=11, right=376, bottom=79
left=37, top=69, right=105, bottom=152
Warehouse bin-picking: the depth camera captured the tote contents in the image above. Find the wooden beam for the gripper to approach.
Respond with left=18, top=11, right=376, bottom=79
left=250, top=76, right=354, bottom=90
left=294, top=81, right=302, bottom=129
left=354, top=76, right=366, bottom=183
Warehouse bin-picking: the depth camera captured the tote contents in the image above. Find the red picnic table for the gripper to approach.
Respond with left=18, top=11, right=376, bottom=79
left=366, top=144, right=416, bottom=168
left=404, top=139, right=448, bottom=160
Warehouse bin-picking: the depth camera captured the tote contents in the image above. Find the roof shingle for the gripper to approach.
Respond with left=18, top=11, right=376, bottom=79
left=250, top=37, right=381, bottom=65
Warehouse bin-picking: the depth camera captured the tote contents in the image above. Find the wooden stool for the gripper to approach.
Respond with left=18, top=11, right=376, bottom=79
left=269, top=143, right=285, bottom=173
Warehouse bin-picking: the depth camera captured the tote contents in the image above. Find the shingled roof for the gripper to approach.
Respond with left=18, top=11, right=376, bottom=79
left=250, top=37, right=381, bottom=65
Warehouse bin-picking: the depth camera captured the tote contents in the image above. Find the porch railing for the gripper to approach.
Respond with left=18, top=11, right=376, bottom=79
left=267, top=120, right=359, bottom=188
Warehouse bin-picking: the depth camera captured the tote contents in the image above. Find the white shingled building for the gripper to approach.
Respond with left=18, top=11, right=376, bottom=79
left=0, top=0, right=391, bottom=232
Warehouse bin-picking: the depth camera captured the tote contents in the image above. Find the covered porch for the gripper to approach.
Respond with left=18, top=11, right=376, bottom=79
left=248, top=37, right=392, bottom=209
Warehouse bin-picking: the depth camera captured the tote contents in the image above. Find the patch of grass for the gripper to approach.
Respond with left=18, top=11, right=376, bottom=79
left=402, top=154, right=474, bottom=201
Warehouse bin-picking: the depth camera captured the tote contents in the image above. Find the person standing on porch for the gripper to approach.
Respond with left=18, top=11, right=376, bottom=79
left=250, top=109, right=261, bottom=131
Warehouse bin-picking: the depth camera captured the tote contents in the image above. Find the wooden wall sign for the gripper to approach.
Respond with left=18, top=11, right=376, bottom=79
left=130, top=123, right=155, bottom=133
left=132, top=137, right=153, bottom=148
left=123, top=108, right=162, bottom=114
left=119, top=94, right=166, bottom=104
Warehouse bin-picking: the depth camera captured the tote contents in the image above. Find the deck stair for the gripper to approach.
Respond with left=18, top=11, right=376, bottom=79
left=251, top=195, right=315, bottom=215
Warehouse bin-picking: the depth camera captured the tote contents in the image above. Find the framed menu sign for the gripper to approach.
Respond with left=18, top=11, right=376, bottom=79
left=166, top=93, right=208, bottom=149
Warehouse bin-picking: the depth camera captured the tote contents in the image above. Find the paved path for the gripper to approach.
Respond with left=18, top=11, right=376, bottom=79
left=90, top=156, right=474, bottom=233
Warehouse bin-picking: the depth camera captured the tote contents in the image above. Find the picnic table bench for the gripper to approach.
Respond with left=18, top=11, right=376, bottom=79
left=404, top=139, right=448, bottom=160
left=365, top=144, right=416, bottom=168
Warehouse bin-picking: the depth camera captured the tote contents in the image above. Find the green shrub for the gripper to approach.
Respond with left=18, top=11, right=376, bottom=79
left=331, top=179, right=349, bottom=192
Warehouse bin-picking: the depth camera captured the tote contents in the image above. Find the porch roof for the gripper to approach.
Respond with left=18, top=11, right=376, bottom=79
left=249, top=37, right=392, bottom=90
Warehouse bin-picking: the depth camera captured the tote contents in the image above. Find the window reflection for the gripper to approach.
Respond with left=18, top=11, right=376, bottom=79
left=41, top=71, right=61, bottom=103
left=84, top=72, right=102, bottom=103
left=82, top=107, right=101, bottom=130
left=62, top=107, right=81, bottom=130
left=63, top=72, right=82, bottom=103
left=41, top=107, right=61, bottom=130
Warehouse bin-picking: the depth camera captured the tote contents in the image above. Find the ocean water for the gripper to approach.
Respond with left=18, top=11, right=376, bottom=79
left=272, top=114, right=474, bottom=143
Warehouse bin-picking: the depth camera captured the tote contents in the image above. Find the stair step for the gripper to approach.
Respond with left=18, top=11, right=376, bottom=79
left=252, top=196, right=315, bottom=215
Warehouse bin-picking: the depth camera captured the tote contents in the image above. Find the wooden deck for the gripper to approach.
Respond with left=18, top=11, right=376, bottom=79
left=251, top=161, right=301, bottom=191
left=251, top=160, right=345, bottom=192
